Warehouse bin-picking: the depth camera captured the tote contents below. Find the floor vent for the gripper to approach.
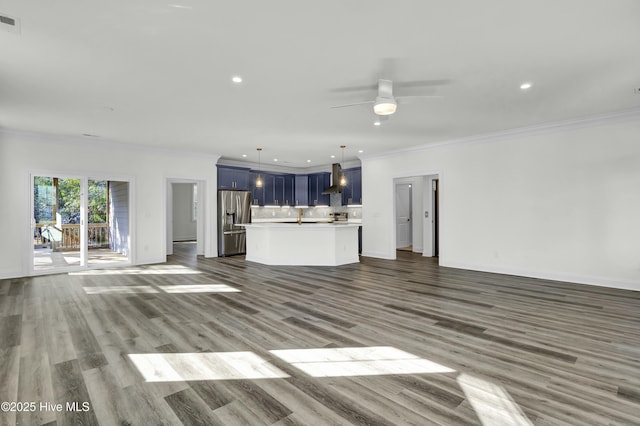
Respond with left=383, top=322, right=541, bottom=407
left=0, top=13, right=20, bottom=34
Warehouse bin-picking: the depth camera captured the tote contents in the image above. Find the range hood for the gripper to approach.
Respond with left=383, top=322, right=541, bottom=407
left=321, top=163, right=343, bottom=194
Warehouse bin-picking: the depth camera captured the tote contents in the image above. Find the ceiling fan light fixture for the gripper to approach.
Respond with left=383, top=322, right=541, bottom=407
left=373, top=98, right=397, bottom=115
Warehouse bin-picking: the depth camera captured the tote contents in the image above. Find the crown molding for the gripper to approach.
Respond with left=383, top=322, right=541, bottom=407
left=360, top=106, right=640, bottom=162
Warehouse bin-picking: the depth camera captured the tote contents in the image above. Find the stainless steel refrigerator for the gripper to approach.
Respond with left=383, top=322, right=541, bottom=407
left=218, top=190, right=252, bottom=256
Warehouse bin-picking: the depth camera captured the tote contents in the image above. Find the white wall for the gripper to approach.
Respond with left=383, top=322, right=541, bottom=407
left=361, top=111, right=640, bottom=291
left=0, top=130, right=219, bottom=279
left=172, top=183, right=197, bottom=241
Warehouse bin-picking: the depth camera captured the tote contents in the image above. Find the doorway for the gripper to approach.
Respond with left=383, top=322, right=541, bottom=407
left=395, top=183, right=412, bottom=250
left=392, top=174, right=439, bottom=259
left=166, top=179, right=204, bottom=261
left=31, top=174, right=131, bottom=273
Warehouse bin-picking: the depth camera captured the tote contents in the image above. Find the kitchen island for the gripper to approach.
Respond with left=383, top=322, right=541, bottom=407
left=242, top=223, right=360, bottom=266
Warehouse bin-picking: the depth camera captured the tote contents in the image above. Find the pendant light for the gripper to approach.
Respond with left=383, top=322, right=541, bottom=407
left=339, top=145, right=347, bottom=186
left=255, top=148, right=263, bottom=188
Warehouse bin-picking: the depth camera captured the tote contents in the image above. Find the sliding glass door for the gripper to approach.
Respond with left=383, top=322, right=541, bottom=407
left=32, top=175, right=84, bottom=272
left=32, top=175, right=131, bottom=273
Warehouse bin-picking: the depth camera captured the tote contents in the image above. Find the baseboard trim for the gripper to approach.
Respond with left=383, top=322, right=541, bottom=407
left=361, top=251, right=395, bottom=260
left=0, top=270, right=23, bottom=280
left=441, top=260, right=640, bottom=292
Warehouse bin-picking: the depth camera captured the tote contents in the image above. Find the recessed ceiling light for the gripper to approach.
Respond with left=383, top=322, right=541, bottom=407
left=520, top=82, right=532, bottom=90
left=358, top=150, right=364, bottom=153
left=273, top=158, right=278, bottom=162
left=330, top=155, right=335, bottom=158
left=241, top=154, right=247, bottom=158
left=373, top=121, right=381, bottom=126
left=306, top=160, right=311, bottom=163
left=232, top=76, right=243, bottom=83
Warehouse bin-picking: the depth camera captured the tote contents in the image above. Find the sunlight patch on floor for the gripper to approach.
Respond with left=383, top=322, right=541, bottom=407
left=128, top=352, right=289, bottom=382
left=270, top=346, right=455, bottom=377
left=457, top=373, right=532, bottom=426
left=70, top=265, right=202, bottom=275
left=158, top=284, right=240, bottom=293
left=83, top=283, right=241, bottom=295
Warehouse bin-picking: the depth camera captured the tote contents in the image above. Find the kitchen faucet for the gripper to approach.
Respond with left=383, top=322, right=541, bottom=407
left=297, top=208, right=303, bottom=225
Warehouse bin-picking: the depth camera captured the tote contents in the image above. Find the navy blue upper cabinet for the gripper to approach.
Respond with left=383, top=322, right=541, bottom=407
left=308, top=172, right=330, bottom=206
left=249, top=172, right=264, bottom=205
left=224, top=165, right=358, bottom=205
left=284, top=174, right=295, bottom=206
left=269, top=174, right=295, bottom=206
left=341, top=167, right=362, bottom=205
left=217, top=166, right=251, bottom=190
left=262, top=174, right=277, bottom=205
left=294, top=175, right=308, bottom=206
left=249, top=172, right=294, bottom=205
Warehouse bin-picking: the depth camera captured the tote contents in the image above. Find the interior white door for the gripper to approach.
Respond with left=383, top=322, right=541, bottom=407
left=396, top=184, right=412, bottom=248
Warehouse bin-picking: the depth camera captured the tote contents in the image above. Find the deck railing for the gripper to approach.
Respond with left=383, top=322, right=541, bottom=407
left=34, top=223, right=109, bottom=251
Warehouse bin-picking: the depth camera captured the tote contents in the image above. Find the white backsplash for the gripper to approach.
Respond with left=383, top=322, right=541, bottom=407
left=250, top=205, right=362, bottom=221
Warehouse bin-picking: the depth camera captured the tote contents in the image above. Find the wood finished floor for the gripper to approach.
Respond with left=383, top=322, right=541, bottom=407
left=1, top=242, right=639, bottom=425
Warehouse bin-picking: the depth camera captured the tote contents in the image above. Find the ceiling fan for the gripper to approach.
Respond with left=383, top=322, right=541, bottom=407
left=330, top=78, right=445, bottom=117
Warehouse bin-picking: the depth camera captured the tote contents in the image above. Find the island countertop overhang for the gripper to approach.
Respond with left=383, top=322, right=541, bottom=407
left=241, top=222, right=360, bottom=229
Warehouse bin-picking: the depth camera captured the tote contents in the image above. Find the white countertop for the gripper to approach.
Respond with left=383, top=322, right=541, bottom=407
left=250, top=218, right=362, bottom=224
left=242, top=222, right=359, bottom=229
left=250, top=218, right=332, bottom=223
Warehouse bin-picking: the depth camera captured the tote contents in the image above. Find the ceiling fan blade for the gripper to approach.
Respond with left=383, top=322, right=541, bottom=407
left=329, top=84, right=377, bottom=93
left=396, top=95, right=443, bottom=99
left=330, top=100, right=375, bottom=109
left=396, top=95, right=443, bottom=105
left=394, top=79, right=452, bottom=88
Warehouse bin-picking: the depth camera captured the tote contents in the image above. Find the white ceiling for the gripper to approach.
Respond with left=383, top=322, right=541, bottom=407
left=1, top=1, right=639, bottom=167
